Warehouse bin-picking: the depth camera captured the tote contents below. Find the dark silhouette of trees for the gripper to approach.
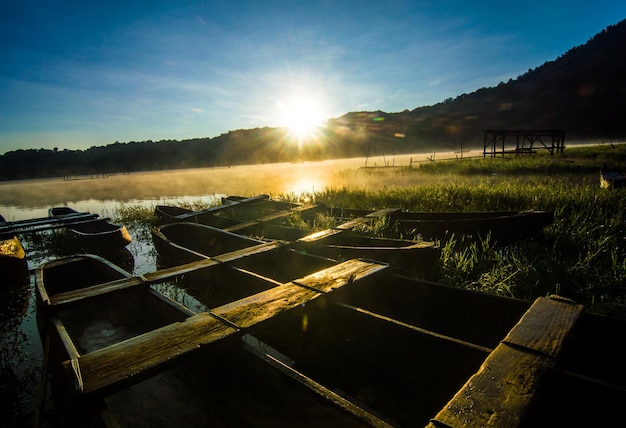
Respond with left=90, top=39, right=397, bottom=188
left=2, top=19, right=626, bottom=181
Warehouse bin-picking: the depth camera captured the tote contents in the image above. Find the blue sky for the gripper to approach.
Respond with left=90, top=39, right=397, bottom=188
left=1, top=1, right=625, bottom=154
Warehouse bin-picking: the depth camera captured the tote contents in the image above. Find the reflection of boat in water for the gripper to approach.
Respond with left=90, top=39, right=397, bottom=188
left=36, top=253, right=387, bottom=427
left=49, top=207, right=132, bottom=251
left=600, top=163, right=626, bottom=189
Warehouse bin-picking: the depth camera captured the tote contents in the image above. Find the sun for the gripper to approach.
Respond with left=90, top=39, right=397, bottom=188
left=276, top=96, right=327, bottom=143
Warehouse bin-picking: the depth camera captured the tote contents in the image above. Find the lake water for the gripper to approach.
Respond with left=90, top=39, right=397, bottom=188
left=0, top=151, right=476, bottom=426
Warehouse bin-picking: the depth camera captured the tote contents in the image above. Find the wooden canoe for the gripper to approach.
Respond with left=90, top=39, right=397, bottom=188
left=36, top=253, right=388, bottom=427
left=151, top=222, right=268, bottom=265
left=600, top=165, right=626, bottom=189
left=152, top=220, right=438, bottom=273
left=248, top=275, right=626, bottom=427
left=49, top=207, right=132, bottom=250
left=391, top=209, right=555, bottom=245
left=35, top=248, right=626, bottom=427
left=158, top=195, right=554, bottom=246
left=0, top=214, right=27, bottom=275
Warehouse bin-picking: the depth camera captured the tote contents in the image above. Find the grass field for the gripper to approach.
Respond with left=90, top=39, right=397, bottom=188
left=115, top=143, right=626, bottom=318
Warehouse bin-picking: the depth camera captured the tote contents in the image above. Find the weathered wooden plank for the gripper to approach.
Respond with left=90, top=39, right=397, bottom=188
left=297, top=208, right=400, bottom=243
left=428, top=296, right=584, bottom=428
left=427, top=344, right=554, bottom=428
left=0, top=213, right=100, bottom=234
left=174, top=195, right=269, bottom=220
left=212, top=259, right=387, bottom=328
left=49, top=242, right=282, bottom=307
left=502, top=296, right=583, bottom=359
left=224, top=204, right=320, bottom=233
left=334, top=208, right=400, bottom=230
left=243, top=338, right=394, bottom=428
left=63, top=259, right=387, bottom=396
left=68, top=312, right=237, bottom=395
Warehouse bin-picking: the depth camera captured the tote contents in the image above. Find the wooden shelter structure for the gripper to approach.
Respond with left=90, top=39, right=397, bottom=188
left=483, top=129, right=565, bottom=157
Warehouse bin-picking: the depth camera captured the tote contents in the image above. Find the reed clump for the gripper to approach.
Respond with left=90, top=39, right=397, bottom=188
left=284, top=145, right=626, bottom=318
left=114, top=144, right=626, bottom=318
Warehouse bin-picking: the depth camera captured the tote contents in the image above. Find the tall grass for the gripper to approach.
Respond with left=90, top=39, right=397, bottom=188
left=112, top=144, right=626, bottom=318
left=282, top=146, right=626, bottom=318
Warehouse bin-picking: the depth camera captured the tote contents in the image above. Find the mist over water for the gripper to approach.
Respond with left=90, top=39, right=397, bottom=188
left=0, top=151, right=478, bottom=219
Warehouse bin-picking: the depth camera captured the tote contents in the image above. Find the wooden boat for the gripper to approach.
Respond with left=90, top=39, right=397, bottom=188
left=36, top=244, right=626, bottom=427
left=157, top=195, right=554, bottom=247
left=49, top=207, right=132, bottom=250
left=152, top=221, right=270, bottom=267
left=0, top=214, right=30, bottom=324
left=152, top=219, right=438, bottom=274
left=390, top=209, right=555, bottom=245
left=48, top=206, right=82, bottom=217
left=36, top=253, right=388, bottom=427
left=0, top=214, right=28, bottom=276
left=154, top=195, right=273, bottom=226
left=151, top=222, right=373, bottom=306
left=600, top=163, right=626, bottom=189
left=248, top=275, right=626, bottom=427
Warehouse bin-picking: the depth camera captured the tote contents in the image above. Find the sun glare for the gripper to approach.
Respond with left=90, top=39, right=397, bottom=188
left=277, top=96, right=326, bottom=143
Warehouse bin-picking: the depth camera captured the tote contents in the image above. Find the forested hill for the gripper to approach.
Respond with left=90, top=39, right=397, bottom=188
left=2, top=19, right=625, bottom=181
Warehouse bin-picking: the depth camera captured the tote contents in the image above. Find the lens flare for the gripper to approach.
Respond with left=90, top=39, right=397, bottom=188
left=276, top=96, right=326, bottom=145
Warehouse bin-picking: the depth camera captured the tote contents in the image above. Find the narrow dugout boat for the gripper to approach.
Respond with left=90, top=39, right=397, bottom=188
left=159, top=195, right=554, bottom=247
left=600, top=163, right=626, bottom=189
left=151, top=222, right=268, bottom=266
left=154, top=194, right=275, bottom=226
left=391, top=209, right=555, bottom=246
left=0, top=214, right=28, bottom=275
left=36, top=245, right=626, bottom=427
left=49, top=207, right=132, bottom=251
left=36, top=253, right=388, bottom=427
left=152, top=220, right=438, bottom=273
left=247, top=275, right=626, bottom=427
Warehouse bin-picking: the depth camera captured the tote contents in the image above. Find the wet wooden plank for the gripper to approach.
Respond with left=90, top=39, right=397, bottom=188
left=63, top=259, right=387, bottom=396
left=428, top=296, right=583, bottom=428
left=49, top=242, right=282, bottom=307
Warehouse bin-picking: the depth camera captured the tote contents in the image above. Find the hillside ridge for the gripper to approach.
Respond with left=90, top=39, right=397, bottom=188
left=2, top=19, right=625, bottom=180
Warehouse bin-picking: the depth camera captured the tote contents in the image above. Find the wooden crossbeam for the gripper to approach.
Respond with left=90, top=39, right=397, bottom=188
left=223, top=203, right=321, bottom=233
left=296, top=208, right=400, bottom=243
left=46, top=241, right=282, bottom=307
left=174, top=195, right=269, bottom=221
left=428, top=296, right=583, bottom=428
left=0, top=212, right=100, bottom=235
left=61, top=259, right=387, bottom=396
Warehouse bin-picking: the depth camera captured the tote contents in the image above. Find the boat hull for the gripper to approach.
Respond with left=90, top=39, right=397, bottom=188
left=36, top=253, right=389, bottom=427
left=601, top=170, right=626, bottom=189
left=0, top=214, right=28, bottom=276
left=156, top=196, right=554, bottom=246
left=66, top=219, right=132, bottom=250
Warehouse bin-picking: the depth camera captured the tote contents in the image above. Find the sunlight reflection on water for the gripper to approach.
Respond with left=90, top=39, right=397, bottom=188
left=0, top=151, right=476, bottom=219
